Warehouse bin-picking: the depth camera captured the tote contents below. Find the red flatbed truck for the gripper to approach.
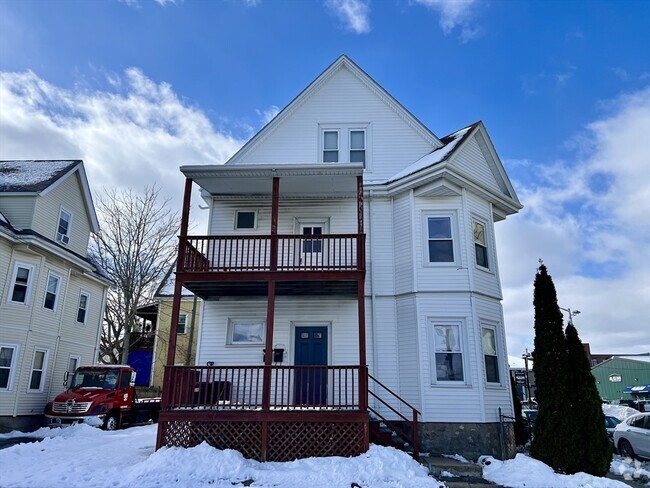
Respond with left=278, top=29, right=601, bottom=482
left=44, top=365, right=160, bottom=430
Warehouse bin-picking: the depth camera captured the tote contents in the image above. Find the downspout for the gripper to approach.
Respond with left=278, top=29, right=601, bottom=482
left=46, top=267, right=72, bottom=399
left=186, top=295, right=198, bottom=365
left=368, top=190, right=378, bottom=385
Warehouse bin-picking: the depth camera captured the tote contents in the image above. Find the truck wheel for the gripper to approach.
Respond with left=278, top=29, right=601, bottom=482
left=103, top=412, right=120, bottom=431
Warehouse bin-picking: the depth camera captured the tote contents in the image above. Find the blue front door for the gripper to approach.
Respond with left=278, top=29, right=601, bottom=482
left=294, top=326, right=328, bottom=405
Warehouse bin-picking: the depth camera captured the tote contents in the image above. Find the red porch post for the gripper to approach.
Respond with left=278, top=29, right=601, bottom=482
left=166, top=177, right=193, bottom=366
left=356, top=175, right=368, bottom=411
left=261, top=176, right=279, bottom=461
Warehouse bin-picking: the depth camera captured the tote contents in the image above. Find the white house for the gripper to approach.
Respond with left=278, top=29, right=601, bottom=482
left=0, top=160, right=111, bottom=432
left=157, top=55, right=522, bottom=461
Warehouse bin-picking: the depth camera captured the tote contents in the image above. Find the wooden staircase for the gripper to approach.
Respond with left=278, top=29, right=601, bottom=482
left=367, top=373, right=421, bottom=460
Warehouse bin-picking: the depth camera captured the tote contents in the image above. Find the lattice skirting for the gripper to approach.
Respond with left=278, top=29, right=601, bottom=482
left=158, top=419, right=367, bottom=461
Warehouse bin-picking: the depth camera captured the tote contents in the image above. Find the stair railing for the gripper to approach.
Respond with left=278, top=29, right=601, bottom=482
left=367, top=373, right=421, bottom=461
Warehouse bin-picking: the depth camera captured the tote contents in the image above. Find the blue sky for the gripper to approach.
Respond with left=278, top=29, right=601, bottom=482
left=1, top=0, right=649, bottom=358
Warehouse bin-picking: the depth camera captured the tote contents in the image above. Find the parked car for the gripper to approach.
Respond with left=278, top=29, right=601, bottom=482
left=605, top=415, right=622, bottom=439
left=613, top=412, right=650, bottom=460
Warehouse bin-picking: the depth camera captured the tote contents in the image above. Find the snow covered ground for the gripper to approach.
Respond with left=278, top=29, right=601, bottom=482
left=0, top=424, right=646, bottom=488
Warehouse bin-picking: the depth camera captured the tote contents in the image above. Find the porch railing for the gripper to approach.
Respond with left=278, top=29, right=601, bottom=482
left=181, top=234, right=364, bottom=273
left=161, top=365, right=364, bottom=411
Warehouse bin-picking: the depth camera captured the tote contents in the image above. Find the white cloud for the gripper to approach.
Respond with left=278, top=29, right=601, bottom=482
left=326, top=0, right=371, bottom=34
left=257, top=105, right=280, bottom=125
left=413, top=0, right=482, bottom=41
left=498, top=86, right=650, bottom=357
left=0, top=69, right=243, bottom=233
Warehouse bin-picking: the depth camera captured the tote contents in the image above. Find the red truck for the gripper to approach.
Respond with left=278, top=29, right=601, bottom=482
left=44, top=365, right=160, bottom=430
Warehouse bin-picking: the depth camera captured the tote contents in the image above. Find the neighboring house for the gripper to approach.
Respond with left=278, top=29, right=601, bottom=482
left=0, top=160, right=111, bottom=432
left=157, top=56, right=522, bottom=461
left=134, top=265, right=201, bottom=389
left=583, top=342, right=650, bottom=367
left=591, top=355, right=650, bottom=404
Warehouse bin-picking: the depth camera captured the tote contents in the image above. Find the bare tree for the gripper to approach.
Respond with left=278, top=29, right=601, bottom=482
left=91, top=185, right=180, bottom=364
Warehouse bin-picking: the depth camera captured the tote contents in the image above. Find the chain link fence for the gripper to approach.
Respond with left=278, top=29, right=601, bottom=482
left=498, top=408, right=534, bottom=459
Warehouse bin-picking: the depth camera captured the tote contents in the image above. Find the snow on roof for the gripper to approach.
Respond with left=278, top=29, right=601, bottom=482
left=0, top=160, right=79, bottom=192
left=386, top=125, right=474, bottom=183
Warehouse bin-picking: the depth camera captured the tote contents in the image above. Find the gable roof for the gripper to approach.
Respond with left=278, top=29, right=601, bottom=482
left=225, top=55, right=442, bottom=166
left=0, top=160, right=100, bottom=233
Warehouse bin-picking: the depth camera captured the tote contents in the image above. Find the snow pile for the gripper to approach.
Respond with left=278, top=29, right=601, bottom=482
left=442, top=453, right=470, bottom=463
left=610, top=455, right=650, bottom=483
left=480, top=454, right=628, bottom=487
left=0, top=424, right=443, bottom=488
left=603, top=403, right=639, bottom=420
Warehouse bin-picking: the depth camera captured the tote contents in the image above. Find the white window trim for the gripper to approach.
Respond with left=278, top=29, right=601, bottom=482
left=348, top=128, right=366, bottom=167
left=234, top=210, right=258, bottom=231
left=471, top=216, right=492, bottom=272
left=0, top=343, right=20, bottom=391
left=77, top=290, right=91, bottom=325
left=226, top=319, right=266, bottom=347
left=43, top=272, right=62, bottom=312
left=7, top=261, right=35, bottom=305
left=27, top=348, right=49, bottom=393
left=481, top=322, right=503, bottom=387
left=177, top=313, right=188, bottom=335
left=56, top=206, right=73, bottom=245
left=422, top=211, right=460, bottom=267
left=428, top=319, right=469, bottom=386
left=319, top=123, right=371, bottom=168
left=321, top=128, right=340, bottom=163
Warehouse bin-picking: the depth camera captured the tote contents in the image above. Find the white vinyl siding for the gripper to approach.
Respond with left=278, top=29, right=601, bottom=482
left=234, top=65, right=434, bottom=180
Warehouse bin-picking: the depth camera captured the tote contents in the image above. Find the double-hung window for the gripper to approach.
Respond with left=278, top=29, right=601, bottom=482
left=56, top=208, right=72, bottom=245
left=0, top=345, right=19, bottom=391
left=426, top=216, right=455, bottom=263
left=320, top=125, right=368, bottom=167
left=9, top=263, right=34, bottom=305
left=177, top=313, right=188, bottom=335
left=77, top=292, right=90, bottom=324
left=473, top=220, right=489, bottom=269
left=431, top=322, right=464, bottom=382
left=28, top=349, right=48, bottom=392
left=43, top=274, right=61, bottom=311
left=482, top=326, right=500, bottom=384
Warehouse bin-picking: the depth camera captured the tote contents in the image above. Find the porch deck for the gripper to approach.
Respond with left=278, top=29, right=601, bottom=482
left=156, top=365, right=370, bottom=461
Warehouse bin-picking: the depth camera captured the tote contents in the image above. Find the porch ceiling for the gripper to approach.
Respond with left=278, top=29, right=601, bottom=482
left=182, top=279, right=358, bottom=300
left=180, top=163, right=363, bottom=198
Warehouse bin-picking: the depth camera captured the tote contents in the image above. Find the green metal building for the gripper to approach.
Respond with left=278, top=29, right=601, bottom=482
left=591, top=356, right=650, bottom=402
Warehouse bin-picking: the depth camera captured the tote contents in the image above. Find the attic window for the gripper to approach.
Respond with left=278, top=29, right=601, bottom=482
left=323, top=131, right=339, bottom=162
left=56, top=208, right=72, bottom=245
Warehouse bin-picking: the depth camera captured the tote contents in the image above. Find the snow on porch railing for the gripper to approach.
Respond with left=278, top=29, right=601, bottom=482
left=181, top=234, right=364, bottom=273
left=161, top=365, right=364, bottom=411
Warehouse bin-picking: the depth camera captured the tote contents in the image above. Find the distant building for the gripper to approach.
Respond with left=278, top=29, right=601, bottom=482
left=591, top=355, right=650, bottom=404
left=583, top=343, right=650, bottom=367
left=0, top=160, right=111, bottom=432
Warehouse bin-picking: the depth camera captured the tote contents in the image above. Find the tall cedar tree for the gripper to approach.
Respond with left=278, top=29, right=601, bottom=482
left=565, top=323, right=612, bottom=475
left=530, top=264, right=573, bottom=472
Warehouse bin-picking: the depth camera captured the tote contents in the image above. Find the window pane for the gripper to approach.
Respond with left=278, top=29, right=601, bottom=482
left=79, top=295, right=88, bottom=309
left=11, top=284, right=27, bottom=303
left=350, top=150, right=365, bottom=164
left=44, top=292, right=56, bottom=310
left=324, top=131, right=338, bottom=150
left=428, top=241, right=454, bottom=262
left=236, top=212, right=255, bottom=229
left=68, top=357, right=78, bottom=373
left=0, top=348, right=14, bottom=367
left=232, top=323, right=264, bottom=344
left=33, top=351, right=45, bottom=369
left=0, top=369, right=9, bottom=389
left=177, top=315, right=187, bottom=334
left=29, top=370, right=42, bottom=390
left=77, top=308, right=87, bottom=323
left=435, top=353, right=464, bottom=381
left=435, top=325, right=461, bottom=352
left=16, top=267, right=30, bottom=284
left=485, top=356, right=499, bottom=383
left=350, top=131, right=365, bottom=149
left=323, top=150, right=339, bottom=163
left=473, top=221, right=486, bottom=245
left=47, top=276, right=59, bottom=294
left=482, top=328, right=496, bottom=355
left=428, top=218, right=451, bottom=238
left=476, top=244, right=489, bottom=268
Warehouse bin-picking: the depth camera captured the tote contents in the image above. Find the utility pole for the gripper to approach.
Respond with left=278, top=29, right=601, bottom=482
left=522, top=349, right=532, bottom=406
